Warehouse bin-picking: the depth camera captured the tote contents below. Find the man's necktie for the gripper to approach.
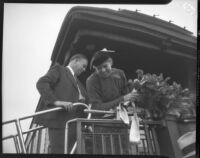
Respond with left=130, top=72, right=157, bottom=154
left=74, top=76, right=85, bottom=101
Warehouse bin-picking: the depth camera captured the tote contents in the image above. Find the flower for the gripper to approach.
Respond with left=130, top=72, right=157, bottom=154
left=131, top=69, right=196, bottom=119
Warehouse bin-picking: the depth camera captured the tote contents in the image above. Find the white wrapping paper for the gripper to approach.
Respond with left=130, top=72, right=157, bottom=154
left=129, top=102, right=141, bottom=144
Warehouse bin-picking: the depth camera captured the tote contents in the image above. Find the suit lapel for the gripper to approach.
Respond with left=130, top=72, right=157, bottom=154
left=65, top=67, right=78, bottom=90
left=65, top=67, right=87, bottom=99
left=77, top=79, right=86, bottom=94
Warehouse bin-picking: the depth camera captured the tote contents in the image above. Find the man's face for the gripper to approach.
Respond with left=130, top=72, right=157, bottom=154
left=94, top=59, right=112, bottom=78
left=75, top=58, right=88, bottom=76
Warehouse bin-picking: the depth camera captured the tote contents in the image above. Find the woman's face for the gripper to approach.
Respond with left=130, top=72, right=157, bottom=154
left=94, top=58, right=112, bottom=78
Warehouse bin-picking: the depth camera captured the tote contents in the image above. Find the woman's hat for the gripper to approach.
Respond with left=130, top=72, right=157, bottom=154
left=90, top=48, right=115, bottom=69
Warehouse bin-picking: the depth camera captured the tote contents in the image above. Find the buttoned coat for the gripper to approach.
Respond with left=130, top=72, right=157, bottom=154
left=34, top=64, right=88, bottom=128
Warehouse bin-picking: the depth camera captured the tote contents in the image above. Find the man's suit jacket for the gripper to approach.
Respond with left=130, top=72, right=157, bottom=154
left=34, top=64, right=88, bottom=128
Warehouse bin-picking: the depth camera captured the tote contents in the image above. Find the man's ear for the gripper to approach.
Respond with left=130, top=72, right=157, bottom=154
left=74, top=58, right=79, bottom=64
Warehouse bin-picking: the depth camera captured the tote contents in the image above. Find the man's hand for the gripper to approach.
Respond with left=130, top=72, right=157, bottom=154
left=54, top=101, right=73, bottom=111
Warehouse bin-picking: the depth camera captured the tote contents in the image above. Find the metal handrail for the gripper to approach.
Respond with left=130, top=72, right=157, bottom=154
left=3, top=102, right=89, bottom=125
left=2, top=102, right=89, bottom=153
left=84, top=109, right=115, bottom=115
left=3, top=103, right=163, bottom=154
left=64, top=117, right=162, bottom=154
left=65, top=109, right=139, bottom=154
left=2, top=126, right=45, bottom=141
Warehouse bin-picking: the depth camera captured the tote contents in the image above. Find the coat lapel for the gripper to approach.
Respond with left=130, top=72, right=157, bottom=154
left=65, top=67, right=87, bottom=101
left=65, top=67, right=78, bottom=90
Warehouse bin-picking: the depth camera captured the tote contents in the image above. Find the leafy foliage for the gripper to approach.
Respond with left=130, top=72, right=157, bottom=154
left=132, top=69, right=196, bottom=119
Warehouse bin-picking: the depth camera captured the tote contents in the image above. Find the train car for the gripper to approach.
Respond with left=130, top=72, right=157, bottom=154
left=3, top=6, right=197, bottom=157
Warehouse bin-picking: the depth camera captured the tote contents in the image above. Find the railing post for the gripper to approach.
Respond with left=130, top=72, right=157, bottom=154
left=76, top=120, right=82, bottom=154
left=13, top=136, right=20, bottom=153
left=151, top=126, right=160, bottom=155
left=15, top=119, right=27, bottom=153
left=144, top=123, right=153, bottom=154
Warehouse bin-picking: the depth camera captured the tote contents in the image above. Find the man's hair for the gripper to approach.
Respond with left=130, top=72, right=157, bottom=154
left=65, top=53, right=88, bottom=66
left=69, top=53, right=88, bottom=62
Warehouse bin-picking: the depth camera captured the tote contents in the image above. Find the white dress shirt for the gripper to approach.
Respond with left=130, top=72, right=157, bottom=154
left=67, top=66, right=85, bottom=100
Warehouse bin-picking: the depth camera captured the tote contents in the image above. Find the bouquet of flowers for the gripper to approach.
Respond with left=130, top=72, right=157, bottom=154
left=131, top=69, right=196, bottom=119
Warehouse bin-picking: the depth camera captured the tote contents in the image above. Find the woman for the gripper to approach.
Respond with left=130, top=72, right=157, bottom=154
left=86, top=49, right=137, bottom=117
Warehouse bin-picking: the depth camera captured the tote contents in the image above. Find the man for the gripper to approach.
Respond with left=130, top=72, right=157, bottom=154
left=86, top=49, right=138, bottom=117
left=34, top=53, right=88, bottom=154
